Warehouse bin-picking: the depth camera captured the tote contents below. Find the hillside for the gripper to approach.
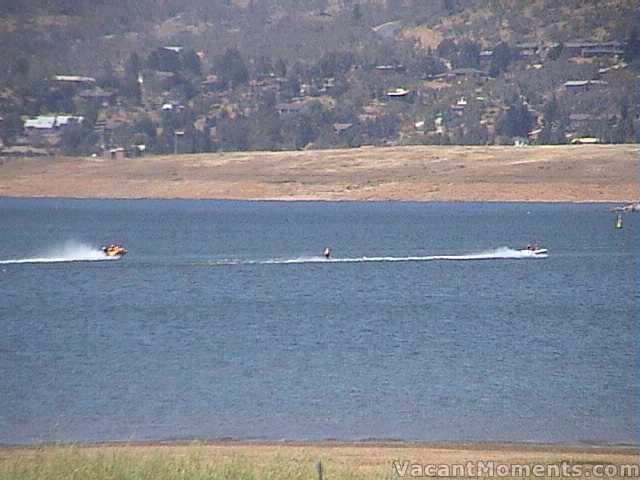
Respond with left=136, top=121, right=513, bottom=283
left=0, top=0, right=638, bottom=157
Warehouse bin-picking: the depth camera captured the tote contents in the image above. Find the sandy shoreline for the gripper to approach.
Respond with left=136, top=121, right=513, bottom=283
left=1, top=439, right=637, bottom=452
left=0, top=144, right=637, bottom=202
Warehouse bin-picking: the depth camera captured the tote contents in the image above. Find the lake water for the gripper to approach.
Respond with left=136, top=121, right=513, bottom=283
left=0, top=199, right=637, bottom=445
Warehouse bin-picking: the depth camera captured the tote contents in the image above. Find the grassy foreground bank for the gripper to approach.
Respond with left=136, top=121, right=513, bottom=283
left=1, top=443, right=638, bottom=480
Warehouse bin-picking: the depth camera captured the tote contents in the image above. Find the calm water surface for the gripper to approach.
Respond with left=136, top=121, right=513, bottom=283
left=0, top=199, right=637, bottom=445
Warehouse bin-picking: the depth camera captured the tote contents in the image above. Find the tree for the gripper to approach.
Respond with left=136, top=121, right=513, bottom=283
left=538, top=96, right=566, bottom=144
left=413, top=54, right=446, bottom=77
left=443, top=0, right=458, bottom=14
left=352, top=3, right=363, bottom=22
left=436, top=38, right=457, bottom=58
left=274, top=58, right=287, bottom=78
left=60, top=123, right=98, bottom=155
left=489, top=42, right=512, bottom=77
left=218, top=115, right=250, bottom=151
left=317, top=51, right=355, bottom=78
left=214, top=48, right=249, bottom=88
left=122, top=57, right=142, bottom=103
left=11, top=56, right=29, bottom=78
left=251, top=106, right=282, bottom=150
left=254, top=55, right=273, bottom=79
left=282, top=75, right=300, bottom=100
left=0, top=0, right=26, bottom=14
left=121, top=77, right=141, bottom=102
left=547, top=42, right=564, bottom=61
left=133, top=115, right=158, bottom=144
left=615, top=99, right=635, bottom=143
left=0, top=111, right=23, bottom=145
left=291, top=114, right=315, bottom=149
left=497, top=98, right=534, bottom=139
left=124, top=53, right=141, bottom=78
left=98, top=60, right=119, bottom=89
left=182, top=49, right=202, bottom=76
left=455, top=40, right=480, bottom=68
left=624, top=26, right=640, bottom=63
left=147, top=48, right=181, bottom=72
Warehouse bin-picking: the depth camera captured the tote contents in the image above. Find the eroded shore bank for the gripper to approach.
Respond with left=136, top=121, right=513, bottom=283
left=1, top=144, right=637, bottom=202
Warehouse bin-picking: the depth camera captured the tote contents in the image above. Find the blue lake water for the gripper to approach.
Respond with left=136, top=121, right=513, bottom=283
left=0, top=199, right=637, bottom=445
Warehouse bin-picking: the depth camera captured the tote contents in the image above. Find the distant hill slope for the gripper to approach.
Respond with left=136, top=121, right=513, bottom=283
left=1, top=0, right=636, bottom=72
left=0, top=0, right=637, bottom=154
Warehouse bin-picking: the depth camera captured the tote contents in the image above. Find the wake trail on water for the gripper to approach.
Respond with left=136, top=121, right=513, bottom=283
left=212, top=247, right=547, bottom=266
left=0, top=241, right=114, bottom=265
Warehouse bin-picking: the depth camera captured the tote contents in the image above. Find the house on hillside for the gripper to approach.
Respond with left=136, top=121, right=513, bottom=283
left=583, top=44, right=625, bottom=57
left=571, top=137, right=600, bottom=144
left=479, top=50, right=494, bottom=64
left=568, top=113, right=600, bottom=134
left=51, top=75, right=96, bottom=87
left=386, top=88, right=412, bottom=99
left=78, top=88, right=117, bottom=106
left=333, top=123, right=354, bottom=135
left=275, top=101, right=309, bottom=115
left=436, top=68, right=488, bottom=82
left=375, top=64, right=405, bottom=73
left=372, top=20, right=403, bottom=39
left=202, top=75, right=225, bottom=93
left=24, top=115, right=83, bottom=132
left=563, top=80, right=591, bottom=93
left=106, top=147, right=126, bottom=160
left=565, top=41, right=625, bottom=57
left=515, top=42, right=541, bottom=58
left=563, top=80, right=608, bottom=94
left=24, top=116, right=57, bottom=133
left=54, top=116, right=84, bottom=128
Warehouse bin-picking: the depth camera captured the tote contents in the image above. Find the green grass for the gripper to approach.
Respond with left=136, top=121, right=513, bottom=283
left=0, top=447, right=378, bottom=480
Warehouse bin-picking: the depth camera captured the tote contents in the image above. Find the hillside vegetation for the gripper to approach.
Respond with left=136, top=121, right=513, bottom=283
left=0, top=0, right=637, bottom=156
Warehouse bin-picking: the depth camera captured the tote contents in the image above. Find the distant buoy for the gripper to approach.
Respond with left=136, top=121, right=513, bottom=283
left=615, top=213, right=623, bottom=229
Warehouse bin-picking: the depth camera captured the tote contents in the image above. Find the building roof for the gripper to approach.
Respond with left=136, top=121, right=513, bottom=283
left=450, top=67, right=487, bottom=76
left=333, top=123, right=353, bottom=133
left=55, top=115, right=84, bottom=126
left=52, top=75, right=96, bottom=83
left=516, top=42, right=541, bottom=49
left=375, top=64, right=404, bottom=71
left=566, top=40, right=623, bottom=49
left=583, top=47, right=624, bottom=55
left=24, top=115, right=83, bottom=129
left=564, top=80, right=590, bottom=87
left=565, top=41, right=600, bottom=49
left=78, top=88, right=116, bottom=99
left=202, top=74, right=221, bottom=84
left=372, top=20, right=403, bottom=39
left=275, top=102, right=308, bottom=112
left=569, top=113, right=594, bottom=121
left=386, top=88, right=411, bottom=97
left=24, top=116, right=56, bottom=129
left=571, top=137, right=600, bottom=144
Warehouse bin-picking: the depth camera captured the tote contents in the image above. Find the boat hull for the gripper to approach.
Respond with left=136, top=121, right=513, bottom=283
left=521, top=248, right=547, bottom=255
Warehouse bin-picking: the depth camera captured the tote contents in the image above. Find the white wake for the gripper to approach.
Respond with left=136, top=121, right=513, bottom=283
left=0, top=241, right=114, bottom=265
left=213, top=247, right=547, bottom=266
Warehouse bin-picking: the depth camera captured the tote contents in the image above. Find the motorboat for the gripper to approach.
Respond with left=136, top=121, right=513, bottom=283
left=101, top=244, right=127, bottom=258
left=520, top=244, right=547, bottom=255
